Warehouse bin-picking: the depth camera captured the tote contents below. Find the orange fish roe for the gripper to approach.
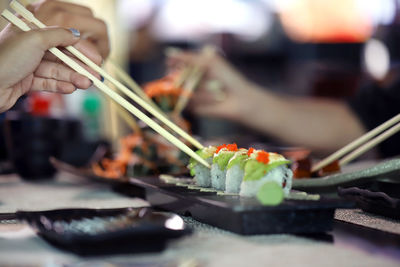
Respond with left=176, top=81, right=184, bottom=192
left=216, top=143, right=238, bottom=153
left=216, top=144, right=227, bottom=153
left=256, top=150, right=270, bottom=164
left=226, top=143, right=238, bottom=151
left=247, top=147, right=255, bottom=156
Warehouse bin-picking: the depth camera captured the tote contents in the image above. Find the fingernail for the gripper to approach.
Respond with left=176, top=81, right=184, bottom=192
left=69, top=28, right=81, bottom=38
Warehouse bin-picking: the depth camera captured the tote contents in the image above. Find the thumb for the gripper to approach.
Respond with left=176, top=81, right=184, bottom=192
left=30, top=27, right=81, bottom=50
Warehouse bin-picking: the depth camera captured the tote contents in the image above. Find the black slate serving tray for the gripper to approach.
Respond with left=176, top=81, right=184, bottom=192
left=128, top=176, right=353, bottom=235
left=17, top=207, right=191, bottom=255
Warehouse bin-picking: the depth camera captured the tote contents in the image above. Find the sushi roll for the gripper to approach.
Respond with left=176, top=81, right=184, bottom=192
left=143, top=73, right=182, bottom=113
left=188, top=146, right=217, bottom=187
left=225, top=148, right=256, bottom=193
left=240, top=150, right=292, bottom=197
left=211, top=144, right=239, bottom=190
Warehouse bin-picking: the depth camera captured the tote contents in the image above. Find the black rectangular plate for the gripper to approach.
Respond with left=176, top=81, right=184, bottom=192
left=128, top=177, right=354, bottom=235
left=17, top=207, right=191, bottom=256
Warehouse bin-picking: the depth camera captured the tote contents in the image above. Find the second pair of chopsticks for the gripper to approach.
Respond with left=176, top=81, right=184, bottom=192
left=167, top=46, right=217, bottom=116
left=173, top=65, right=204, bottom=116
left=8, top=0, right=203, bottom=151
left=312, top=113, right=400, bottom=172
left=2, top=4, right=210, bottom=168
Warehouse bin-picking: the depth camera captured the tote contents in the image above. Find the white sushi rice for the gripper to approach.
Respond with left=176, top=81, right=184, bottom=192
left=239, top=165, right=293, bottom=197
left=211, top=163, right=227, bottom=190
left=225, top=164, right=244, bottom=193
left=194, top=157, right=213, bottom=187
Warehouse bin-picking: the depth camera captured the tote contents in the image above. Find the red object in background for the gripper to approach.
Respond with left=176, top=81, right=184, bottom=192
left=29, top=93, right=50, bottom=116
left=291, top=158, right=312, bottom=179
left=283, top=148, right=312, bottom=178
left=279, top=0, right=372, bottom=43
left=317, top=160, right=341, bottom=177
left=290, top=158, right=341, bottom=179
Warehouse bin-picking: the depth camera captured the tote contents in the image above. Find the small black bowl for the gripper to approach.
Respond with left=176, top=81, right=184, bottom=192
left=4, top=112, right=63, bottom=180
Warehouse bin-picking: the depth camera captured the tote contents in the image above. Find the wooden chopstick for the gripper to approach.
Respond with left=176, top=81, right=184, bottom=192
left=171, top=46, right=217, bottom=116
left=339, top=121, right=400, bottom=166
left=102, top=65, right=141, bottom=134
left=106, top=60, right=160, bottom=110
left=9, top=0, right=204, bottom=151
left=174, top=66, right=193, bottom=89
left=312, top=113, right=400, bottom=172
left=1, top=9, right=210, bottom=168
left=113, top=101, right=141, bottom=133
left=173, top=66, right=204, bottom=116
left=105, top=80, right=142, bottom=134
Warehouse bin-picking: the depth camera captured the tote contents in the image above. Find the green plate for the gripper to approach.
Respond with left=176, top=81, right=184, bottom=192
left=292, top=158, right=400, bottom=192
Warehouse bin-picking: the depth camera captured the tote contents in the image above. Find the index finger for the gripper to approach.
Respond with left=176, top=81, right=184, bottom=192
left=40, top=13, right=109, bottom=58
left=43, top=39, right=103, bottom=66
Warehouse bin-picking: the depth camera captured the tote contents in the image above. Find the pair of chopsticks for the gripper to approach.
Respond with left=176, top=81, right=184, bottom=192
left=7, top=1, right=203, bottom=150
left=106, top=60, right=161, bottom=112
left=2, top=1, right=210, bottom=168
left=173, top=65, right=204, bottom=116
left=104, top=80, right=142, bottom=134
left=312, top=113, right=400, bottom=172
left=167, top=46, right=217, bottom=116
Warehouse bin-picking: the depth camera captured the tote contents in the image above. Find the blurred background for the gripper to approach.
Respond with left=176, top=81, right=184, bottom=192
left=115, top=0, right=400, bottom=144
left=1, top=0, right=400, bottom=171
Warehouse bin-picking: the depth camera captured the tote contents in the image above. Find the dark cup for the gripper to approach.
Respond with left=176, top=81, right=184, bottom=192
left=0, top=119, right=7, bottom=161
left=4, top=112, right=63, bottom=180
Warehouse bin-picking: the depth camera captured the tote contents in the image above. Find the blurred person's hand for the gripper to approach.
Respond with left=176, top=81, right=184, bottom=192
left=168, top=48, right=366, bottom=156
left=0, top=25, right=99, bottom=113
left=168, top=49, right=254, bottom=122
left=28, top=0, right=109, bottom=61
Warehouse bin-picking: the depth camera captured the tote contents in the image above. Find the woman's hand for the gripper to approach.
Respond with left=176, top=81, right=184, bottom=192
left=167, top=49, right=256, bottom=122
left=28, top=0, right=110, bottom=60
left=168, top=49, right=367, bottom=156
left=0, top=25, right=99, bottom=113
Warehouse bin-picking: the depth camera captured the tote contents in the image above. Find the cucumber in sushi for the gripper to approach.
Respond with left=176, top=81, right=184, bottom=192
left=240, top=150, right=292, bottom=197
left=211, top=144, right=240, bottom=190
left=188, top=146, right=217, bottom=187
left=225, top=148, right=257, bottom=193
